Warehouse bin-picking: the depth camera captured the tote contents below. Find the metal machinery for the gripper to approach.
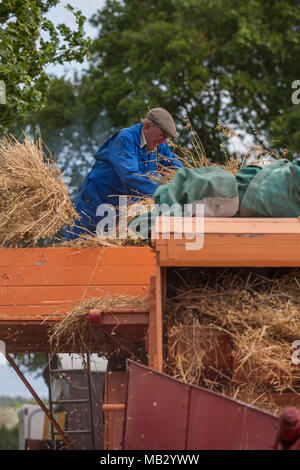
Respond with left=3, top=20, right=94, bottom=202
left=1, top=216, right=300, bottom=449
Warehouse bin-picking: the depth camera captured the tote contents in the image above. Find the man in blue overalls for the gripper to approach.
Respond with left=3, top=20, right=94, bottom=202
left=65, top=107, right=183, bottom=239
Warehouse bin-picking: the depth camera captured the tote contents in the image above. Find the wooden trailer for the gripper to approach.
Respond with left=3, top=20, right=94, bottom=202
left=0, top=246, right=156, bottom=450
left=1, top=216, right=300, bottom=450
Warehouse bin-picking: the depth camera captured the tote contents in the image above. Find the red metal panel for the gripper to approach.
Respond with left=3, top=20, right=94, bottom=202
left=123, top=362, right=190, bottom=450
left=187, top=387, right=278, bottom=450
left=123, top=361, right=279, bottom=450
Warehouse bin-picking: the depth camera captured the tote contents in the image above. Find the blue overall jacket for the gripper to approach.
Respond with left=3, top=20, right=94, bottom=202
left=65, top=123, right=183, bottom=239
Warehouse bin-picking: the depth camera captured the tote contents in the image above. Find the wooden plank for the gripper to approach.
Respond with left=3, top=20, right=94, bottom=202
left=154, top=265, right=163, bottom=373
left=101, top=247, right=155, bottom=266
left=0, top=265, right=155, bottom=287
left=0, top=247, right=155, bottom=267
left=154, top=234, right=300, bottom=267
left=147, top=275, right=156, bottom=369
left=0, top=322, right=148, bottom=354
left=0, top=305, right=71, bottom=319
left=154, top=216, right=300, bottom=235
left=0, top=285, right=149, bottom=306
left=0, top=309, right=149, bottom=324
left=152, top=216, right=300, bottom=267
left=104, top=371, right=126, bottom=450
left=1, top=311, right=149, bottom=329
left=155, top=234, right=300, bottom=248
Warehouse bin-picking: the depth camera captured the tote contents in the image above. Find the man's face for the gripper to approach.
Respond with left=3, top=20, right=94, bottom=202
left=144, top=122, right=169, bottom=151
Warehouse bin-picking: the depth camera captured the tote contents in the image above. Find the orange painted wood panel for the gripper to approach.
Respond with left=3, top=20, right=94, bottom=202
left=0, top=265, right=155, bottom=287
left=0, top=247, right=154, bottom=354
left=147, top=275, right=157, bottom=369
left=0, top=246, right=155, bottom=267
left=152, top=217, right=300, bottom=267
left=0, top=306, right=70, bottom=321
left=154, top=234, right=300, bottom=249
left=0, top=285, right=149, bottom=307
left=154, top=234, right=300, bottom=267
left=0, top=247, right=155, bottom=323
left=0, top=312, right=149, bottom=326
left=0, top=307, right=150, bottom=322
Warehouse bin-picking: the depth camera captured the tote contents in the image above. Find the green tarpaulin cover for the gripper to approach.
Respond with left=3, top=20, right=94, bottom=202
left=237, top=159, right=300, bottom=217
left=128, top=158, right=300, bottom=239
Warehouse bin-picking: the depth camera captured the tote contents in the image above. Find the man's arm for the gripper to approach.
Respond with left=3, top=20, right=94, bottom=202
left=159, top=142, right=184, bottom=169
left=109, top=133, right=159, bottom=196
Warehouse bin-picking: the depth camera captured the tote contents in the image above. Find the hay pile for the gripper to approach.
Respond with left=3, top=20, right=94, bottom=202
left=0, top=134, right=76, bottom=247
left=60, top=232, right=147, bottom=248
left=165, top=268, right=300, bottom=415
left=61, top=195, right=155, bottom=247
left=48, top=294, right=149, bottom=355
left=168, top=116, right=290, bottom=179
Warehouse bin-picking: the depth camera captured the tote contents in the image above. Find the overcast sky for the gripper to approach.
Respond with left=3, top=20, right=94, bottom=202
left=0, top=361, right=48, bottom=399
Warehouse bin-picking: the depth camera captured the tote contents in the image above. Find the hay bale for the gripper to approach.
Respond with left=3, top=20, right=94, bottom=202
left=0, top=134, right=76, bottom=247
left=165, top=268, right=300, bottom=414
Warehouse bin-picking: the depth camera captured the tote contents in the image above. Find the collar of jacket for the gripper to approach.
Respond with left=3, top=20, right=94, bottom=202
left=140, top=125, right=147, bottom=149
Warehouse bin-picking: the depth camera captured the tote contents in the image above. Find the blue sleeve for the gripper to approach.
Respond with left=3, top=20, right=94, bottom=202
left=159, top=143, right=184, bottom=169
left=109, top=133, right=159, bottom=197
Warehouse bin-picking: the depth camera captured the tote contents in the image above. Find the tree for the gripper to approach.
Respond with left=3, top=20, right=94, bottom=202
left=0, top=2, right=94, bottom=379
left=16, top=75, right=112, bottom=201
left=13, top=0, right=300, bottom=175
left=82, top=0, right=300, bottom=161
left=0, top=424, right=19, bottom=450
left=0, top=0, right=91, bottom=131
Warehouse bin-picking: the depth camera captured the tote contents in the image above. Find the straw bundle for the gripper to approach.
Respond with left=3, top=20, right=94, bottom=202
left=60, top=232, right=147, bottom=248
left=0, top=134, right=76, bottom=247
left=48, top=294, right=149, bottom=355
left=167, top=116, right=289, bottom=181
left=165, top=268, right=300, bottom=414
left=61, top=195, right=155, bottom=247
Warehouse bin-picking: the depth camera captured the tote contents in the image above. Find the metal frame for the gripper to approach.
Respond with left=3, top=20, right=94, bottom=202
left=4, top=349, right=75, bottom=450
left=47, top=353, right=97, bottom=450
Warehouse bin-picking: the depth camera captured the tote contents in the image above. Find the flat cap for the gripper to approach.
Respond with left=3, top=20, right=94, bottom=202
left=146, top=107, right=178, bottom=139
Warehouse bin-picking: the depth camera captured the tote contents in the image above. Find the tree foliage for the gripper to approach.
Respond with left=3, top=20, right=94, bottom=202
left=17, top=76, right=112, bottom=200
left=0, top=424, right=19, bottom=450
left=0, top=0, right=91, bottom=130
left=14, top=353, right=47, bottom=379
left=12, top=0, right=300, bottom=178
left=84, top=0, right=300, bottom=160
